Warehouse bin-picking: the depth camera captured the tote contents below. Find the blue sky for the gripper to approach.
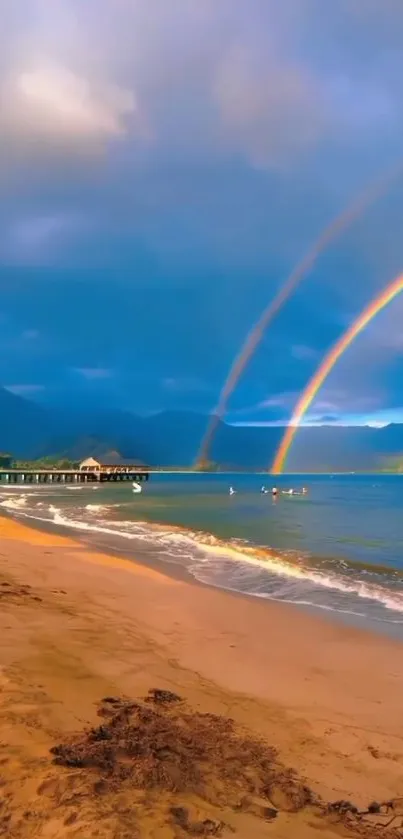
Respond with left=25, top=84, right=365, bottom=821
left=1, top=0, right=403, bottom=427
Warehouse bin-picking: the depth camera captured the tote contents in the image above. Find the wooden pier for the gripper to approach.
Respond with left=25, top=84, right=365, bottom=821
left=0, top=469, right=149, bottom=485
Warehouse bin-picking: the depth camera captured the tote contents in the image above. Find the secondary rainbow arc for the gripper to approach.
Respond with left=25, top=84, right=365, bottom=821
left=195, top=160, right=403, bottom=468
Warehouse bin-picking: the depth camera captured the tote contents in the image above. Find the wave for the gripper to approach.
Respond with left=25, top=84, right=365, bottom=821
left=0, top=495, right=30, bottom=510
left=2, top=492, right=403, bottom=622
left=66, top=486, right=99, bottom=491
left=85, top=504, right=120, bottom=514
left=0, top=485, right=40, bottom=492
left=188, top=538, right=403, bottom=615
left=15, top=502, right=403, bottom=618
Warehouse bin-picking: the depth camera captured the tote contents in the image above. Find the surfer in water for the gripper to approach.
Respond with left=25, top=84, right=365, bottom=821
left=261, top=486, right=269, bottom=494
left=229, top=486, right=236, bottom=495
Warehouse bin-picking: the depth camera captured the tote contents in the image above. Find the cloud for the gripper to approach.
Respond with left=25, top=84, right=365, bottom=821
left=302, top=294, right=403, bottom=420
left=213, top=43, right=327, bottom=169
left=290, top=344, right=318, bottom=361
left=0, top=2, right=141, bottom=163
left=1, top=0, right=403, bottom=425
left=21, top=329, right=39, bottom=340
left=2, top=0, right=403, bottom=174
left=313, top=414, right=339, bottom=424
left=259, top=396, right=291, bottom=408
left=230, top=420, right=287, bottom=427
left=73, top=367, right=113, bottom=380
left=5, top=384, right=44, bottom=396
left=2, top=63, right=135, bottom=146
left=0, top=65, right=136, bottom=162
left=229, top=392, right=297, bottom=415
left=1, top=214, right=82, bottom=265
left=2, top=0, right=403, bottom=278
left=162, top=376, right=210, bottom=393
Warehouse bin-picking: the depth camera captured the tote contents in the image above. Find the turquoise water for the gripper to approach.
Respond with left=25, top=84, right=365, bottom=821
left=1, top=473, right=403, bottom=638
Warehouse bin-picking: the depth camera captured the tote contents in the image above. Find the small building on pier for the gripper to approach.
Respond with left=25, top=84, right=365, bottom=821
left=79, top=455, right=147, bottom=475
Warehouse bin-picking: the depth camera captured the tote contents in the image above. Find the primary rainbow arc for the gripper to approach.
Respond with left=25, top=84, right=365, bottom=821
left=271, top=272, right=403, bottom=474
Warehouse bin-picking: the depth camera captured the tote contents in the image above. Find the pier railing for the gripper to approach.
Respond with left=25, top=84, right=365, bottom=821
left=0, top=469, right=150, bottom=484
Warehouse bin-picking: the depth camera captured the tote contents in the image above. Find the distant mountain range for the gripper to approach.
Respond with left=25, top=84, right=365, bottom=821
left=1, top=386, right=403, bottom=472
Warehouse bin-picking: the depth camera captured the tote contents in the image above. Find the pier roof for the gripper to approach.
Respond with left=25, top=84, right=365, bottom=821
left=79, top=455, right=146, bottom=469
left=98, top=456, right=146, bottom=467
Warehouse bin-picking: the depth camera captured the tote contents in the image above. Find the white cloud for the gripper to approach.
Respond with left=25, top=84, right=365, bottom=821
left=1, top=62, right=136, bottom=152
left=0, top=1, right=142, bottom=160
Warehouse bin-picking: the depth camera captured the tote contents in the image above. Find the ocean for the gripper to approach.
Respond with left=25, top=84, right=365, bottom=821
left=1, top=472, right=403, bottom=639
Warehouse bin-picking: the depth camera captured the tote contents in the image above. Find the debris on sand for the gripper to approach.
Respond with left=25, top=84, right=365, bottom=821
left=49, top=690, right=403, bottom=837
left=50, top=689, right=311, bottom=815
left=325, top=797, right=403, bottom=834
left=170, top=807, right=225, bottom=836
left=0, top=580, right=42, bottom=603
left=145, top=688, right=183, bottom=706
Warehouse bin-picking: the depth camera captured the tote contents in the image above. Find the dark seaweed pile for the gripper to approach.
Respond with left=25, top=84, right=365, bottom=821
left=50, top=689, right=403, bottom=836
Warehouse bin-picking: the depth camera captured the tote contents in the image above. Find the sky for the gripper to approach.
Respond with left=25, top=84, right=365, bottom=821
left=1, top=0, right=403, bottom=428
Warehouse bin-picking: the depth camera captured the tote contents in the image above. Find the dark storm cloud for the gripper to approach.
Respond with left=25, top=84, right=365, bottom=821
left=1, top=1, right=403, bottom=422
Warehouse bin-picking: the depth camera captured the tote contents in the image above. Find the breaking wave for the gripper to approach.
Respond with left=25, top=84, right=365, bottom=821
left=10, top=497, right=403, bottom=620
left=1, top=486, right=403, bottom=629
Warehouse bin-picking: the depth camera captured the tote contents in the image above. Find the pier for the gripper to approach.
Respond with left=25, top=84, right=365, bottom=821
left=0, top=469, right=149, bottom=484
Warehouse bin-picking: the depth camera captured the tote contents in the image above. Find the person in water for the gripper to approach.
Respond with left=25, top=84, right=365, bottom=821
left=261, top=486, right=269, bottom=494
left=271, top=486, right=278, bottom=496
left=229, top=486, right=236, bottom=495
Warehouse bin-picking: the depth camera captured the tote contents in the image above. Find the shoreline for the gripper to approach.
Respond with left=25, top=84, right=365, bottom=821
left=1, top=514, right=403, bottom=835
left=3, top=500, right=403, bottom=643
left=0, top=508, right=390, bottom=640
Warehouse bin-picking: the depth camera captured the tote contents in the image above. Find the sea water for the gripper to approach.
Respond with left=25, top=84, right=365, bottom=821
left=2, top=473, right=403, bottom=639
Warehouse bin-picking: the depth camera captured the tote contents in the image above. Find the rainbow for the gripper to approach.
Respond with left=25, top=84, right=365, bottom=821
left=271, top=272, right=403, bottom=474
left=195, top=160, right=403, bottom=469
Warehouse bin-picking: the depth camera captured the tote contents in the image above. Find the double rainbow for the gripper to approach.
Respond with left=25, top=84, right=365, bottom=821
left=195, top=160, right=403, bottom=468
left=271, top=272, right=403, bottom=474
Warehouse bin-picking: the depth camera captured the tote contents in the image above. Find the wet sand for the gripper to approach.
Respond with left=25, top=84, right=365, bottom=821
left=1, top=515, right=403, bottom=838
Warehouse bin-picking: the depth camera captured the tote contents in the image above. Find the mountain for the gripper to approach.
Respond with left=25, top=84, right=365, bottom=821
left=1, top=386, right=403, bottom=470
left=0, top=387, right=54, bottom=457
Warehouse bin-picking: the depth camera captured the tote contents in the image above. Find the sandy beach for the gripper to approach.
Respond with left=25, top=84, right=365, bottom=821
left=1, top=515, right=403, bottom=838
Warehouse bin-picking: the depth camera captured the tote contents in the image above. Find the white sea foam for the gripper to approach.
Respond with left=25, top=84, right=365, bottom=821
left=33, top=504, right=403, bottom=617
left=0, top=495, right=29, bottom=510
left=85, top=503, right=120, bottom=513
left=189, top=537, right=403, bottom=615
left=0, top=485, right=33, bottom=490
left=2, top=490, right=403, bottom=621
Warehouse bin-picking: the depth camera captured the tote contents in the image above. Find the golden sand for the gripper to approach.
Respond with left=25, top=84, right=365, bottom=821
left=0, top=515, right=402, bottom=838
